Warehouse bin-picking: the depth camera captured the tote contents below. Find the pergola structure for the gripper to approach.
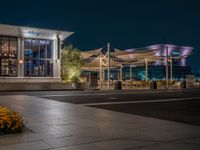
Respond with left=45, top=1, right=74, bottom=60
left=81, top=44, right=163, bottom=89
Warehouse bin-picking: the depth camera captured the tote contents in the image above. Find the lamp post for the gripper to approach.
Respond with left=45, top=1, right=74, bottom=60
left=107, top=42, right=110, bottom=90
left=166, top=47, right=169, bottom=88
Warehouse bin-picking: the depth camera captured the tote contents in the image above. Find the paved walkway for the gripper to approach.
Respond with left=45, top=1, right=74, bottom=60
left=0, top=95, right=200, bottom=150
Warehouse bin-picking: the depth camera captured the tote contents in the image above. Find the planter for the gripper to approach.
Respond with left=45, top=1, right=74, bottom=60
left=71, top=82, right=79, bottom=89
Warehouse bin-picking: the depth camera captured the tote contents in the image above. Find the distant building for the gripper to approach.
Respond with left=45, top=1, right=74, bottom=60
left=81, top=44, right=193, bottom=80
left=122, top=44, right=193, bottom=80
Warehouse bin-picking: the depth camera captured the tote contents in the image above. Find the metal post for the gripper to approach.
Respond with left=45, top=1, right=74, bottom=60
left=170, top=56, right=173, bottom=83
left=99, top=53, right=102, bottom=89
left=145, top=59, right=148, bottom=81
left=120, top=66, right=123, bottom=81
left=130, top=65, right=132, bottom=80
left=107, top=43, right=110, bottom=90
left=103, top=69, right=105, bottom=81
left=89, top=72, right=91, bottom=87
left=19, top=37, right=24, bottom=77
left=166, top=47, right=169, bottom=88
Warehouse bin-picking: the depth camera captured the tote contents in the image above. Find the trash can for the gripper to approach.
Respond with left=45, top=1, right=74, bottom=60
left=180, top=80, right=186, bottom=88
left=114, top=81, right=122, bottom=90
left=150, top=81, right=157, bottom=89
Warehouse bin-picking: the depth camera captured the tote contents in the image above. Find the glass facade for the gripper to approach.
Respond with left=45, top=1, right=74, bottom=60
left=94, top=65, right=192, bottom=81
left=24, top=38, right=53, bottom=77
left=0, top=36, right=17, bottom=76
left=123, top=66, right=191, bottom=80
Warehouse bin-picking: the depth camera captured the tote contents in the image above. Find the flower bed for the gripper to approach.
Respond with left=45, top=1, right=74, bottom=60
left=0, top=106, right=24, bottom=134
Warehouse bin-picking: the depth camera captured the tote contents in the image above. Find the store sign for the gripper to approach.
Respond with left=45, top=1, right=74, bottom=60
left=27, top=31, right=46, bottom=37
left=172, top=50, right=181, bottom=56
left=172, top=52, right=180, bottom=55
left=22, top=29, right=55, bottom=39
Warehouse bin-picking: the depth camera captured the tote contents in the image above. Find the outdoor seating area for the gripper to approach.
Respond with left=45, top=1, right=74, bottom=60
left=95, top=79, right=200, bottom=90
left=81, top=44, right=194, bottom=90
left=98, top=80, right=149, bottom=90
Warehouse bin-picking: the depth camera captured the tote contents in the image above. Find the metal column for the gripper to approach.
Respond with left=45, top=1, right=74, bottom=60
left=120, top=66, right=123, bottom=81
left=107, top=43, right=110, bottom=90
left=166, top=47, right=169, bottom=88
left=130, top=65, right=132, bottom=80
left=145, top=59, right=148, bottom=81
left=99, top=53, right=102, bottom=89
left=170, top=57, right=173, bottom=83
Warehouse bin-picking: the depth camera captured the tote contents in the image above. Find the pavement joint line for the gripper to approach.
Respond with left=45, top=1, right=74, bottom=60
left=108, top=97, right=118, bottom=99
left=171, top=135, right=200, bottom=143
left=48, top=137, right=129, bottom=149
left=40, top=89, right=190, bottom=97
left=178, top=142, right=200, bottom=146
left=0, top=139, right=46, bottom=147
left=122, top=142, right=162, bottom=150
left=80, top=97, right=200, bottom=106
left=40, top=139, right=54, bottom=149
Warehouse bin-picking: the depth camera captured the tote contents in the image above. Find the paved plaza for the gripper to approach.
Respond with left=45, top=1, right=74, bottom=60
left=0, top=89, right=200, bottom=149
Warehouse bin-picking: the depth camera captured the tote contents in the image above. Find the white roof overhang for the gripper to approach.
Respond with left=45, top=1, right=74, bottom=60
left=0, top=24, right=73, bottom=40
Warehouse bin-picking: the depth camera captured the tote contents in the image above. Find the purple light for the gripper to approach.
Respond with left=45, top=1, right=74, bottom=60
left=123, top=44, right=193, bottom=67
left=180, top=47, right=193, bottom=56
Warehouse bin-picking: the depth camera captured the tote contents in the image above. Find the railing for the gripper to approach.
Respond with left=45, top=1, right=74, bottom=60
left=99, top=80, right=149, bottom=88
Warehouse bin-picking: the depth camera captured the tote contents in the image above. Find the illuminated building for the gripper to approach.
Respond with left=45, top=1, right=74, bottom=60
left=81, top=44, right=193, bottom=80
left=0, top=24, right=73, bottom=80
left=122, top=44, right=193, bottom=80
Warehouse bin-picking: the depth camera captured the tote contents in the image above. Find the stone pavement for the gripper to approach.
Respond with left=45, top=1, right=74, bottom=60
left=0, top=95, right=200, bottom=150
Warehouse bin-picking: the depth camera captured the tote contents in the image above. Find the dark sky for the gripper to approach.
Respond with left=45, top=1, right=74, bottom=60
left=0, top=0, right=200, bottom=72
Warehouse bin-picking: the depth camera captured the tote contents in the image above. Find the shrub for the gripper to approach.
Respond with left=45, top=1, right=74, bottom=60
left=0, top=106, right=24, bottom=134
left=70, top=75, right=80, bottom=82
left=61, top=45, right=84, bottom=82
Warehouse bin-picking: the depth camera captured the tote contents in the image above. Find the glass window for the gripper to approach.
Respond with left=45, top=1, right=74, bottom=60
left=32, top=39, right=39, bottom=59
left=46, top=40, right=52, bottom=58
left=40, top=40, right=46, bottom=58
left=24, top=39, right=31, bottom=49
left=10, top=38, right=17, bottom=56
left=2, top=37, right=9, bottom=56
left=0, top=36, right=17, bottom=77
left=24, top=38, right=53, bottom=77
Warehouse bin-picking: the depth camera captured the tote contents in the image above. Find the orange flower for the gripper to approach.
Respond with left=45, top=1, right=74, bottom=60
left=0, top=106, right=24, bottom=134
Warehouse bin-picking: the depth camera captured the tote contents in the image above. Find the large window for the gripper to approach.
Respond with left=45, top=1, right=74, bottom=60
left=0, top=36, right=17, bottom=76
left=24, top=38, right=53, bottom=77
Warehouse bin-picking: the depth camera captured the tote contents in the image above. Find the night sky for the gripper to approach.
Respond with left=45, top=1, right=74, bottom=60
left=0, top=0, right=199, bottom=72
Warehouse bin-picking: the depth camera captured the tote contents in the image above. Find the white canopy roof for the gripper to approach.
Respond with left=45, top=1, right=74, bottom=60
left=0, top=24, right=73, bottom=40
left=81, top=47, right=163, bottom=71
left=81, top=48, right=102, bottom=58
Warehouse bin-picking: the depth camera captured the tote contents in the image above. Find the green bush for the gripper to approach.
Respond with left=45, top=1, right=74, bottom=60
left=61, top=45, right=84, bottom=82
